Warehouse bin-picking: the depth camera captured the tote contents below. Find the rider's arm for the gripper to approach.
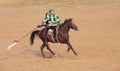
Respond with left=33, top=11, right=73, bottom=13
left=43, top=14, right=49, bottom=23
left=55, top=14, right=60, bottom=22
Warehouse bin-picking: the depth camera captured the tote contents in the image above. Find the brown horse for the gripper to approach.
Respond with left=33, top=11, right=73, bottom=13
left=30, top=18, right=78, bottom=57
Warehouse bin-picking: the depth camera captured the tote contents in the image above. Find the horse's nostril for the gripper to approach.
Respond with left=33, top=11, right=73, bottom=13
left=76, top=28, right=78, bottom=31
left=74, top=26, right=77, bottom=30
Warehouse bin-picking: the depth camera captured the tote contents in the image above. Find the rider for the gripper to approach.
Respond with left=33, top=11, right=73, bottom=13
left=38, top=8, right=60, bottom=42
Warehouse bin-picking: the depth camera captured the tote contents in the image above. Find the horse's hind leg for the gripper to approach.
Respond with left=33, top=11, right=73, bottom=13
left=40, top=44, right=45, bottom=57
left=67, top=41, right=77, bottom=55
left=45, top=43, right=55, bottom=56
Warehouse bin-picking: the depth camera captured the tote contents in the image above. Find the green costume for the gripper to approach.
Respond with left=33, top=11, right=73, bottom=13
left=43, top=8, right=60, bottom=42
left=43, top=8, right=60, bottom=27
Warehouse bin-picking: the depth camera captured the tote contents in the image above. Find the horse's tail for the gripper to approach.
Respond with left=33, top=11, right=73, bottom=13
left=30, top=30, right=40, bottom=45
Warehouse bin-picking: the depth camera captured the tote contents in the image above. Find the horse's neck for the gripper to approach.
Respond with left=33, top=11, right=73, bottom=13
left=59, top=23, right=70, bottom=34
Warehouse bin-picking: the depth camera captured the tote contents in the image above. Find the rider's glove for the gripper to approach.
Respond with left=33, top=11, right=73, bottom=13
left=52, top=21, right=57, bottom=24
left=37, top=24, right=41, bottom=28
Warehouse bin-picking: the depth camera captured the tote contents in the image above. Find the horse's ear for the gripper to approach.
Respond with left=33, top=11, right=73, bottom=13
left=64, top=19, right=68, bottom=23
left=69, top=18, right=73, bottom=21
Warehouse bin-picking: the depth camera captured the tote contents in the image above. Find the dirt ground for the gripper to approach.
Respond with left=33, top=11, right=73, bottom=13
left=0, top=0, right=120, bottom=71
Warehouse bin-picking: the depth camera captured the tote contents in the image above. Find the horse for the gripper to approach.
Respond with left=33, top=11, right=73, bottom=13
left=30, top=18, right=78, bottom=58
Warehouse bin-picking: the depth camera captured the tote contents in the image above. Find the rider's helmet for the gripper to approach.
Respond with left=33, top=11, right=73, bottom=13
left=49, top=8, right=54, bottom=12
left=46, top=8, right=54, bottom=15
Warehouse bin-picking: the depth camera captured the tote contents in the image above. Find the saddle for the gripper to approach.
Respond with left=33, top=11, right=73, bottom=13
left=48, top=27, right=59, bottom=42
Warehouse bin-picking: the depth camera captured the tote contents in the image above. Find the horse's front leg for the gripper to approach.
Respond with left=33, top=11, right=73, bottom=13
left=66, top=41, right=77, bottom=55
left=67, top=46, right=70, bottom=52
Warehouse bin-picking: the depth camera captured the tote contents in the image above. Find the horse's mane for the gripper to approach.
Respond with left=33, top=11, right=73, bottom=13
left=59, top=19, right=71, bottom=28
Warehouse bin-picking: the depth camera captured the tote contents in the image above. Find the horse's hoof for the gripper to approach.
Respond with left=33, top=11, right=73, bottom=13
left=67, top=48, right=70, bottom=52
left=44, top=56, right=52, bottom=58
left=43, top=54, right=53, bottom=58
left=75, top=54, right=78, bottom=56
left=54, top=54, right=58, bottom=57
left=67, top=50, right=70, bottom=52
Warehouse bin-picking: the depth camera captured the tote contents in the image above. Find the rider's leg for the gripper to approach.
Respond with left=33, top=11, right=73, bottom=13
left=51, top=26, right=57, bottom=42
left=44, top=21, right=49, bottom=37
left=45, top=28, right=49, bottom=38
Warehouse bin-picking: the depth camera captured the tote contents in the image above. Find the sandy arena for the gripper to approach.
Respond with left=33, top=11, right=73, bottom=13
left=0, top=0, right=120, bottom=71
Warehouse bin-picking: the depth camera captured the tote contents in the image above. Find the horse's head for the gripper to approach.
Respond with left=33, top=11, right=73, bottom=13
left=65, top=18, right=78, bottom=31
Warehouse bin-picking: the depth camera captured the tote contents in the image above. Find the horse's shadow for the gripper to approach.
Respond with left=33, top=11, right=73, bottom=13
left=0, top=50, right=53, bottom=61
left=20, top=49, right=52, bottom=57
